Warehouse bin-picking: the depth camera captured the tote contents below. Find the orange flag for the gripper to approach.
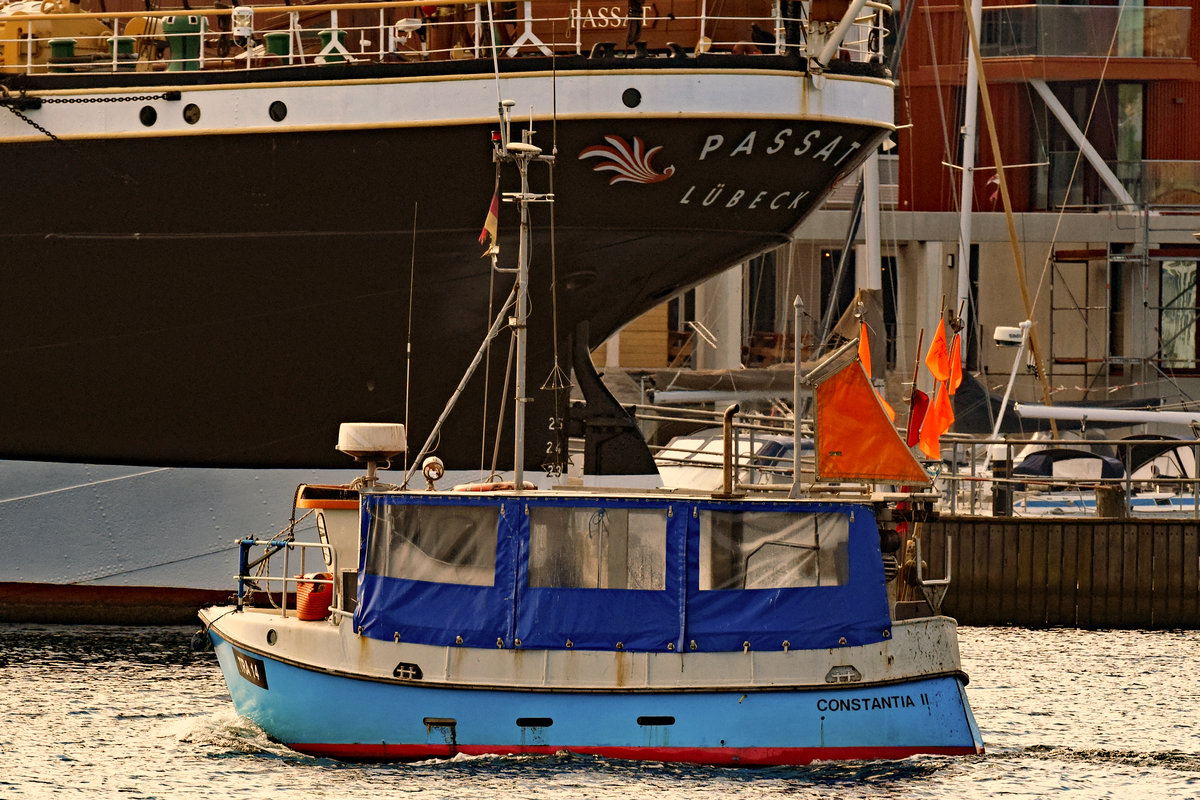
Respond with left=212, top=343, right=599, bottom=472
left=879, top=392, right=896, bottom=423
left=858, top=321, right=872, bottom=378
left=858, top=321, right=895, bottom=421
left=925, top=322, right=949, bottom=382
left=948, top=333, right=963, bottom=395
left=918, top=380, right=955, bottom=460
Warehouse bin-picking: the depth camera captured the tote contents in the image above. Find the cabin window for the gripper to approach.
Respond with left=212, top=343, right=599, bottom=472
left=527, top=506, right=666, bottom=590
left=698, top=511, right=848, bottom=590
left=364, top=504, right=498, bottom=586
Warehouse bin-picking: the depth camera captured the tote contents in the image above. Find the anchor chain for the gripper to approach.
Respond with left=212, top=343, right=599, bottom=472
left=37, top=91, right=181, bottom=104
left=0, top=88, right=180, bottom=143
left=4, top=104, right=58, bottom=142
left=0, top=88, right=177, bottom=184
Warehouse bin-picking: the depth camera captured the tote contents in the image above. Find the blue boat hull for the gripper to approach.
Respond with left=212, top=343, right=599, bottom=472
left=210, top=632, right=983, bottom=765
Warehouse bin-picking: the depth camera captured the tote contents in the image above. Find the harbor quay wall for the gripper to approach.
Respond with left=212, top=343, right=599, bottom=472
left=916, top=517, right=1200, bottom=629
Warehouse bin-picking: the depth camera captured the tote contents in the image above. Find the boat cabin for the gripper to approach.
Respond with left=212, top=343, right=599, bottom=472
left=284, top=485, right=895, bottom=655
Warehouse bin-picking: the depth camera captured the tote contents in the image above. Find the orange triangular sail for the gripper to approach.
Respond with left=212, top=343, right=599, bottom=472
left=814, top=358, right=929, bottom=485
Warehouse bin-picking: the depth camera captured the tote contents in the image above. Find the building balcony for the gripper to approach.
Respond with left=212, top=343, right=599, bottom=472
left=1036, top=154, right=1200, bottom=210
left=980, top=4, right=1190, bottom=60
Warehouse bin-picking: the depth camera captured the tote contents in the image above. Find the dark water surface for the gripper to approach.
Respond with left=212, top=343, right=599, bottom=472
left=1, top=624, right=1197, bottom=798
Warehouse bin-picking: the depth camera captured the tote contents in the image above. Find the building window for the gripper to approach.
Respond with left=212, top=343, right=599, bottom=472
left=1160, top=260, right=1197, bottom=371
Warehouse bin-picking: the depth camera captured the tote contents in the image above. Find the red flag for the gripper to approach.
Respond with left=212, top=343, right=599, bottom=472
left=925, top=322, right=949, bottom=382
left=858, top=321, right=872, bottom=377
left=906, top=388, right=929, bottom=447
left=918, top=380, right=954, bottom=459
left=948, top=333, right=963, bottom=395
left=478, top=192, right=499, bottom=250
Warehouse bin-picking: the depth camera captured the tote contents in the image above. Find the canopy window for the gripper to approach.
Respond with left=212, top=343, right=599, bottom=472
left=698, top=510, right=848, bottom=591
left=528, top=506, right=667, bottom=590
left=364, top=503, right=499, bottom=587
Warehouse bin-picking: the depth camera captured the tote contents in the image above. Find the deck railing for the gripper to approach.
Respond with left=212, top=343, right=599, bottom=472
left=632, top=400, right=1200, bottom=516
left=235, top=538, right=342, bottom=618
left=0, top=0, right=891, bottom=76
left=979, top=3, right=1190, bottom=60
left=940, top=434, right=1200, bottom=519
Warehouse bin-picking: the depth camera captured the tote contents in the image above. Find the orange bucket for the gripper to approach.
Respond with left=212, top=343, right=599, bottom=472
left=295, top=572, right=333, bottom=620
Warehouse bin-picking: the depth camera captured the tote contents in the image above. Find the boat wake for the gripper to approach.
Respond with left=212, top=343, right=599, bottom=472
left=1016, top=745, right=1200, bottom=773
left=173, top=709, right=307, bottom=761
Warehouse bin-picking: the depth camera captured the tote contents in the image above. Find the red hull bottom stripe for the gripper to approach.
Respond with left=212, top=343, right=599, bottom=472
left=291, top=743, right=982, bottom=765
left=0, top=581, right=230, bottom=625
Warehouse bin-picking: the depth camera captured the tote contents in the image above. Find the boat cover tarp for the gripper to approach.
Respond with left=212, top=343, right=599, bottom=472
left=1014, top=448, right=1125, bottom=480
left=353, top=495, right=890, bottom=653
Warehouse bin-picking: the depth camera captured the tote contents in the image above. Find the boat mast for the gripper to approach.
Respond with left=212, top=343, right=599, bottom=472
left=959, top=0, right=1057, bottom=433
left=507, top=139, right=542, bottom=488
left=494, top=92, right=553, bottom=488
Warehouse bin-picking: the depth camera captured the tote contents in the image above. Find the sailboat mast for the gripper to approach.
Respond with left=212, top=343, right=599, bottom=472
left=959, top=0, right=1058, bottom=433
left=954, top=0, right=982, bottom=357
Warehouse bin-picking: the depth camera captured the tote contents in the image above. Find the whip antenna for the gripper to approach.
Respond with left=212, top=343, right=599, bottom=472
left=403, top=201, right=418, bottom=475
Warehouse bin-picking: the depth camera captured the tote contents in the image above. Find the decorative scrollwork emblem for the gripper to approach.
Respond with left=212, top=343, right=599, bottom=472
left=579, top=135, right=675, bottom=185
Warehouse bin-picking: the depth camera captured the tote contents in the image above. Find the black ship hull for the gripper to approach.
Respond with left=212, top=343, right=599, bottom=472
left=0, top=58, right=892, bottom=468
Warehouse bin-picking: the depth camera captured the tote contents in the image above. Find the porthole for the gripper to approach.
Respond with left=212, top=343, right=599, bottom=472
left=182, top=103, right=201, bottom=125
left=138, top=106, right=157, bottom=127
left=621, top=88, right=642, bottom=108
left=268, top=100, right=287, bottom=122
left=266, top=629, right=277, bottom=645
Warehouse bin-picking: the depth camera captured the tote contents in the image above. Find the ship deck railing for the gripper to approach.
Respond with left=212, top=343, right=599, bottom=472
left=0, top=0, right=892, bottom=77
left=235, top=538, right=342, bottom=618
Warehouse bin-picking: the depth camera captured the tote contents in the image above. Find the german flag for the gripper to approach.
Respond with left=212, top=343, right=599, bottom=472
left=478, top=191, right=499, bottom=250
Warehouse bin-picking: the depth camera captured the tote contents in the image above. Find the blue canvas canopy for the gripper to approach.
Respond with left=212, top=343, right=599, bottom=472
left=354, top=494, right=890, bottom=653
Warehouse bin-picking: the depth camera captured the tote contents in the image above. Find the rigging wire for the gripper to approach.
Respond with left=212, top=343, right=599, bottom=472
left=489, top=330, right=518, bottom=479
left=479, top=2, right=504, bottom=473
left=480, top=162, right=501, bottom=472
left=539, top=18, right=571, bottom=476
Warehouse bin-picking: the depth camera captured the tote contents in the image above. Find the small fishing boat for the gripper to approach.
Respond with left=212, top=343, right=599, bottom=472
left=198, top=117, right=982, bottom=765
